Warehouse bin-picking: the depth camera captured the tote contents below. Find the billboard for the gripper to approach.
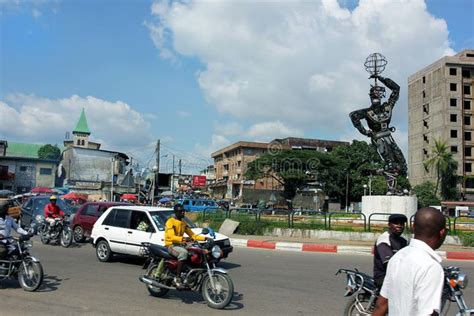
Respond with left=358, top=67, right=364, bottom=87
left=192, top=175, right=207, bottom=188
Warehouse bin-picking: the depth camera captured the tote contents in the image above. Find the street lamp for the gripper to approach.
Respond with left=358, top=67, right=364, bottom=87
left=363, top=184, right=368, bottom=196
left=151, top=165, right=158, bottom=206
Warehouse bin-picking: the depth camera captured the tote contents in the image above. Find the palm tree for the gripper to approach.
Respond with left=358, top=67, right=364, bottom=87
left=423, top=138, right=451, bottom=196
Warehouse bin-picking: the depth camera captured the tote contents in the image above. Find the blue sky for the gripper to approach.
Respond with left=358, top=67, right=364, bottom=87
left=1, top=0, right=473, bottom=174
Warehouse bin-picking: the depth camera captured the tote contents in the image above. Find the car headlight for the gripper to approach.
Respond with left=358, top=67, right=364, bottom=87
left=211, top=245, right=223, bottom=259
left=457, top=273, right=468, bottom=289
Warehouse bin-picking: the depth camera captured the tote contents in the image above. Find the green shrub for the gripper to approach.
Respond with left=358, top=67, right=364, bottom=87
left=458, top=232, right=474, bottom=247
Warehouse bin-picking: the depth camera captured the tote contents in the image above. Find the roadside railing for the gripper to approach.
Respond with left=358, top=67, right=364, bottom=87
left=196, top=207, right=472, bottom=234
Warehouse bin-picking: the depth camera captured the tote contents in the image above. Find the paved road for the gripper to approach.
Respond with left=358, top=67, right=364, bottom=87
left=1, top=239, right=473, bottom=315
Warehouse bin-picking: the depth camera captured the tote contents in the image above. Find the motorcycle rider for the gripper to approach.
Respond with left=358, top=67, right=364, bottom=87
left=0, top=200, right=29, bottom=258
left=373, top=213, right=407, bottom=288
left=44, top=195, right=65, bottom=235
left=165, top=203, right=209, bottom=289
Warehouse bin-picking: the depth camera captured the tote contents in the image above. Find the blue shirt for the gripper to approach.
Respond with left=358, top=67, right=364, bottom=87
left=0, top=216, right=28, bottom=243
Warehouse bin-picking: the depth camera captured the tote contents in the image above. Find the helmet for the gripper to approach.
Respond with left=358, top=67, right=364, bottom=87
left=50, top=195, right=58, bottom=201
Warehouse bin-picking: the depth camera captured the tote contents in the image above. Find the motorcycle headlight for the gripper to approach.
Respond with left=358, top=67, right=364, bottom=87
left=211, top=245, right=223, bottom=259
left=457, top=273, right=468, bottom=289
left=35, top=215, right=44, bottom=223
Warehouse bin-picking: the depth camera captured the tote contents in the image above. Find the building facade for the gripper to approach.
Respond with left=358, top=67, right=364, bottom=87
left=408, top=49, right=474, bottom=195
left=210, top=138, right=348, bottom=200
left=0, top=141, right=59, bottom=193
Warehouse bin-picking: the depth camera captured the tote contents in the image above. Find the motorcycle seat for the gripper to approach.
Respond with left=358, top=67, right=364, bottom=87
left=148, top=244, right=173, bottom=259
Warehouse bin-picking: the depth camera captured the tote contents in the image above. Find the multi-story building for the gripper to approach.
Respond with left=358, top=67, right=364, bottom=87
left=408, top=49, right=474, bottom=196
left=210, top=137, right=348, bottom=200
left=0, top=141, right=59, bottom=193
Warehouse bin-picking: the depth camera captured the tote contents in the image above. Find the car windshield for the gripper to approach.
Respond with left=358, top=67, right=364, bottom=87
left=33, top=198, right=73, bottom=216
left=148, top=211, right=196, bottom=231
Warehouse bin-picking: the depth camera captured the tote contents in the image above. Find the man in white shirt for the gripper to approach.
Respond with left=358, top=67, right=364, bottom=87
left=373, top=207, right=447, bottom=316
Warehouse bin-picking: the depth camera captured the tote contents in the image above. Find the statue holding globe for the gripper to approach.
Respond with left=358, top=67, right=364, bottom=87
left=350, top=53, right=407, bottom=194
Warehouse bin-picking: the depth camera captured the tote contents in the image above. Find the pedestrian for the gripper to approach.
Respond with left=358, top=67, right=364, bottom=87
left=373, top=213, right=408, bottom=288
left=373, top=207, right=447, bottom=316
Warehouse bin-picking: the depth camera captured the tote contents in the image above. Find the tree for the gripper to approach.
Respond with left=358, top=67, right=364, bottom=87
left=440, top=157, right=460, bottom=200
left=412, top=181, right=440, bottom=208
left=423, top=138, right=451, bottom=196
left=38, top=144, right=61, bottom=160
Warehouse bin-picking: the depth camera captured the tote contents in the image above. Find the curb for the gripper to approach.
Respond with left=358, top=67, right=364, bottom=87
left=230, top=238, right=474, bottom=261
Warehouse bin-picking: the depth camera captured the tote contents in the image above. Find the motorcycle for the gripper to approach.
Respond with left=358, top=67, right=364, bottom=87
left=336, top=267, right=473, bottom=316
left=138, top=230, right=234, bottom=309
left=36, top=215, right=73, bottom=248
left=0, top=234, right=44, bottom=291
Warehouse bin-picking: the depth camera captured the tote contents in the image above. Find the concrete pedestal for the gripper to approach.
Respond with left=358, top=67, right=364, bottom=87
left=362, top=195, right=418, bottom=221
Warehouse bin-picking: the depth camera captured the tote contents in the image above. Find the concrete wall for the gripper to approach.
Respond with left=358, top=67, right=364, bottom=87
left=361, top=195, right=418, bottom=219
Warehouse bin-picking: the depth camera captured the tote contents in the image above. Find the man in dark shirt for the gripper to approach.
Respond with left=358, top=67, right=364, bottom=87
left=373, top=213, right=408, bottom=288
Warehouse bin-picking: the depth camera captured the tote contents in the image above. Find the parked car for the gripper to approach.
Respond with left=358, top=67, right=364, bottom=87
left=20, top=196, right=73, bottom=228
left=72, top=201, right=131, bottom=243
left=91, top=206, right=233, bottom=262
left=0, top=198, right=21, bottom=219
left=181, top=199, right=219, bottom=212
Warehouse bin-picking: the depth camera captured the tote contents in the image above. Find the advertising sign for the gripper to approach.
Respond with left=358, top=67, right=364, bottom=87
left=192, top=175, right=207, bottom=187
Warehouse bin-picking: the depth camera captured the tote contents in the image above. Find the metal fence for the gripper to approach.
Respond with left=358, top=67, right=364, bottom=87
left=197, top=208, right=474, bottom=234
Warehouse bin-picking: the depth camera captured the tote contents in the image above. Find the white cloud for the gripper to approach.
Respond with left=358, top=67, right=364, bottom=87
left=148, top=0, right=454, bottom=156
left=0, top=0, right=60, bottom=16
left=245, top=121, right=303, bottom=142
left=177, top=110, right=191, bottom=117
left=195, top=134, right=231, bottom=158
left=0, top=93, right=154, bottom=155
left=214, top=122, right=243, bottom=137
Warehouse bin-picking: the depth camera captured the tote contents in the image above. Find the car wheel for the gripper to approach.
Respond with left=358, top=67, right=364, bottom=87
left=96, top=240, right=113, bottom=262
left=73, top=225, right=85, bottom=243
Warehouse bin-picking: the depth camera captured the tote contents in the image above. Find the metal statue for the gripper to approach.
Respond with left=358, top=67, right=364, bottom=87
left=349, top=53, right=407, bottom=194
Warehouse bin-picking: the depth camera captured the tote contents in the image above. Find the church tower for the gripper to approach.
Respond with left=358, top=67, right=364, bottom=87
left=64, top=109, right=101, bottom=150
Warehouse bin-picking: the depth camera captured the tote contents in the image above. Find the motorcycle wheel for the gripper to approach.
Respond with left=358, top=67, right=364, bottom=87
left=60, top=227, right=73, bottom=248
left=343, top=294, right=374, bottom=316
left=73, top=225, right=85, bottom=243
left=18, top=259, right=43, bottom=292
left=145, top=264, right=170, bottom=297
left=201, top=272, right=234, bottom=309
left=40, top=231, right=50, bottom=245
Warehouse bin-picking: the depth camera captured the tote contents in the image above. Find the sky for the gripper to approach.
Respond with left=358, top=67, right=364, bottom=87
left=1, top=0, right=473, bottom=174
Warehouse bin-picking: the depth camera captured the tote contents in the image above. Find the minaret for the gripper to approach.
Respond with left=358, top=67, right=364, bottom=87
left=72, top=108, right=91, bottom=148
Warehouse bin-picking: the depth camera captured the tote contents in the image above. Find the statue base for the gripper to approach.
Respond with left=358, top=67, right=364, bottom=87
left=362, top=195, right=418, bottom=222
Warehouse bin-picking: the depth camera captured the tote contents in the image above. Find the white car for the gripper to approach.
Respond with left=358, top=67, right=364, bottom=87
left=91, top=206, right=233, bottom=262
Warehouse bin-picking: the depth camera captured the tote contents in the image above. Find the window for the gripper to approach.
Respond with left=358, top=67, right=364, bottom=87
left=423, top=134, right=429, bottom=143
left=462, top=70, right=471, bottom=78
left=451, top=130, right=458, bottom=138
left=422, top=76, right=426, bottom=84
left=422, top=91, right=426, bottom=98
left=451, top=146, right=458, bottom=153
left=465, top=132, right=472, bottom=141
left=450, top=114, right=457, bottom=122
left=449, top=68, right=457, bottom=76
left=223, top=164, right=229, bottom=171
left=465, top=116, right=471, bottom=126
left=450, top=98, right=457, bottom=107
left=423, top=120, right=429, bottom=128
left=466, top=177, right=474, bottom=188
left=19, top=166, right=27, bottom=172
left=423, top=148, right=428, bottom=156
left=39, top=168, right=52, bottom=175
left=183, top=200, right=190, bottom=206
left=131, top=211, right=154, bottom=232
left=466, top=163, right=472, bottom=173
left=464, top=85, right=471, bottom=95
left=465, top=100, right=472, bottom=110
left=450, top=83, right=457, bottom=91
left=83, top=205, right=98, bottom=217
left=237, top=160, right=241, bottom=167
left=465, top=147, right=472, bottom=157
left=423, top=104, right=429, bottom=114
left=102, top=209, right=130, bottom=228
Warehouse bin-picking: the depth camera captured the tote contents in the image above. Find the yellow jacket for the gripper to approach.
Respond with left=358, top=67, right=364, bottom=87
left=164, top=217, right=205, bottom=247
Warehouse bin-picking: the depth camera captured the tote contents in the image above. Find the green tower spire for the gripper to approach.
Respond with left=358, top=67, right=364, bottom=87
left=73, top=108, right=91, bottom=135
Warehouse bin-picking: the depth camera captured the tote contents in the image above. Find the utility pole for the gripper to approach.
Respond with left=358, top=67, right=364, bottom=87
left=179, top=159, right=182, bottom=175
left=171, top=155, right=175, bottom=193
left=154, top=140, right=160, bottom=202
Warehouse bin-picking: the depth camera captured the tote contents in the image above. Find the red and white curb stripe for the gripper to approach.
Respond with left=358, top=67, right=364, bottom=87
left=230, top=238, right=474, bottom=261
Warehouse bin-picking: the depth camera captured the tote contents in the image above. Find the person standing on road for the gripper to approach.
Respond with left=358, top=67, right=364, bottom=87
left=373, top=213, right=408, bottom=288
left=373, top=207, right=447, bottom=316
left=165, top=203, right=208, bottom=288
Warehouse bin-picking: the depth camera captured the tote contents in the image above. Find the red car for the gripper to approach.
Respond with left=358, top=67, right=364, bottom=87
left=72, top=202, right=130, bottom=242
